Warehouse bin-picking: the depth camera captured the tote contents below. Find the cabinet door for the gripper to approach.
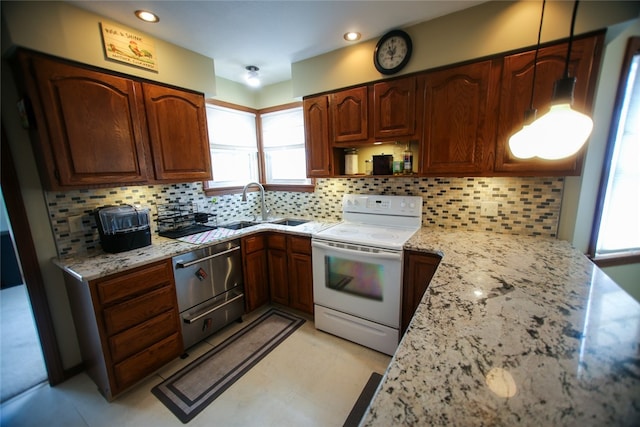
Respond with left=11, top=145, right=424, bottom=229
left=142, top=83, right=213, bottom=182
left=331, top=86, right=369, bottom=143
left=303, top=95, right=332, bottom=177
left=25, top=54, right=150, bottom=188
left=242, top=236, right=269, bottom=312
left=288, top=236, right=313, bottom=314
left=421, top=59, right=500, bottom=175
left=288, top=253, right=313, bottom=314
left=402, top=251, right=441, bottom=333
left=267, top=249, right=289, bottom=306
left=494, top=34, right=603, bottom=174
left=373, top=77, right=418, bottom=139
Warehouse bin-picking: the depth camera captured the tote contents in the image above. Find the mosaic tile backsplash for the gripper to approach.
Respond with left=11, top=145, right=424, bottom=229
left=46, top=177, right=564, bottom=257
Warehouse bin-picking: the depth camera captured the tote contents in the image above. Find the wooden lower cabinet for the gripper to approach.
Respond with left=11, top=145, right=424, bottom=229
left=402, top=251, right=441, bottom=333
left=287, top=236, right=314, bottom=314
left=63, top=259, right=183, bottom=400
left=264, top=233, right=314, bottom=314
left=241, top=235, right=270, bottom=312
left=267, top=233, right=290, bottom=306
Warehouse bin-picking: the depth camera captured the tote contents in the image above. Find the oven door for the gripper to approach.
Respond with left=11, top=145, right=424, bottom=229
left=311, top=238, right=403, bottom=328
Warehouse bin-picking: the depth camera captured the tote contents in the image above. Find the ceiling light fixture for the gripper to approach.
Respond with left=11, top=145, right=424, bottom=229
left=245, top=65, right=261, bottom=88
left=509, top=0, right=593, bottom=160
left=134, top=10, right=159, bottom=23
left=344, top=32, right=361, bottom=42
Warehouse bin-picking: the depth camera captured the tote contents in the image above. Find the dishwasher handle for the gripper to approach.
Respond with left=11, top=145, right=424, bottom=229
left=175, top=246, right=240, bottom=268
left=183, top=293, right=244, bottom=324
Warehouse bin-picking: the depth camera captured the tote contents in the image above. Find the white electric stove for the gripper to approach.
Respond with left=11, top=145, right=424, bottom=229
left=311, top=194, right=423, bottom=355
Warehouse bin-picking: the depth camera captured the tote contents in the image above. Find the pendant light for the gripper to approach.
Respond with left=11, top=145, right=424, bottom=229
left=509, top=0, right=593, bottom=160
left=508, top=0, right=546, bottom=159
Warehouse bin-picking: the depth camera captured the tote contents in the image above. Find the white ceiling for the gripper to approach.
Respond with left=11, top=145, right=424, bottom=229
left=67, top=1, right=485, bottom=87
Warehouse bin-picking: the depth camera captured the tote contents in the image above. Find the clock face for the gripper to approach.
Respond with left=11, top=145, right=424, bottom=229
left=378, top=36, right=408, bottom=68
left=374, top=30, right=412, bottom=75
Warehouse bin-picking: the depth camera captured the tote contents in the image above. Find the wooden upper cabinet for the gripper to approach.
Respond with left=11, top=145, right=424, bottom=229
left=331, top=86, right=369, bottom=143
left=23, top=54, right=150, bottom=188
left=420, top=59, right=500, bottom=175
left=303, top=95, right=332, bottom=177
left=15, top=51, right=213, bottom=189
left=494, top=34, right=603, bottom=175
left=142, top=83, right=212, bottom=182
left=373, top=77, right=418, bottom=140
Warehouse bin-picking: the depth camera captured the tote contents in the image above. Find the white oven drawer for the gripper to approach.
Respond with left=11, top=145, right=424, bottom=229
left=314, top=305, right=399, bottom=356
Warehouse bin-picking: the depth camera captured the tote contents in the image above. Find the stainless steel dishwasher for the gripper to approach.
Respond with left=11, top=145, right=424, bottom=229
left=172, top=239, right=244, bottom=350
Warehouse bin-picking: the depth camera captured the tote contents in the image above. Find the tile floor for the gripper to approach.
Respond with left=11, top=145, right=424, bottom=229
left=0, top=305, right=391, bottom=427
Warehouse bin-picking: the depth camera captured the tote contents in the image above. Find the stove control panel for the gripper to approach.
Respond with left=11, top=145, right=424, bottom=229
left=342, top=194, right=422, bottom=217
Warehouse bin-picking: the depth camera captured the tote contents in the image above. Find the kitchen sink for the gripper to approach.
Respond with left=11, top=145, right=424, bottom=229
left=271, top=219, right=310, bottom=227
left=218, top=221, right=259, bottom=230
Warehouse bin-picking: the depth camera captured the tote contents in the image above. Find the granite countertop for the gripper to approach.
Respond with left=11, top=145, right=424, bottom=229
left=362, top=228, right=640, bottom=426
left=53, top=219, right=334, bottom=282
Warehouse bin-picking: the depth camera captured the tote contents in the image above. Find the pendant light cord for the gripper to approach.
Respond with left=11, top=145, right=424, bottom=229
left=528, top=0, right=546, bottom=112
left=564, top=0, right=580, bottom=78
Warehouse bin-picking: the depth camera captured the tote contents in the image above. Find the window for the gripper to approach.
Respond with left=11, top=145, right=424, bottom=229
left=204, top=101, right=312, bottom=194
left=590, top=37, right=640, bottom=264
left=205, top=103, right=258, bottom=189
left=261, top=107, right=311, bottom=185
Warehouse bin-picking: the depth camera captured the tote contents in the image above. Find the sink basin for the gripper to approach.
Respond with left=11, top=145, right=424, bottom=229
left=218, top=221, right=259, bottom=230
left=271, top=219, right=310, bottom=227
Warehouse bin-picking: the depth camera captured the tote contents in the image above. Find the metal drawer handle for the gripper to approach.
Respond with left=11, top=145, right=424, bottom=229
left=182, top=293, right=244, bottom=324
left=175, top=246, right=240, bottom=268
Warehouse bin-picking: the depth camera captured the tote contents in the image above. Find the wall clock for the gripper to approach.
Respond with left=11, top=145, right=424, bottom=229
left=373, top=29, right=413, bottom=75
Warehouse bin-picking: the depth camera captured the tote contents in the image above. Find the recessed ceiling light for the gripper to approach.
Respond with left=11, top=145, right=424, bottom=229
left=135, top=10, right=159, bottom=23
left=344, top=32, right=361, bottom=42
left=245, top=65, right=261, bottom=88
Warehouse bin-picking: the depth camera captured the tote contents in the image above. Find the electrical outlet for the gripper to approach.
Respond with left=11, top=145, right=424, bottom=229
left=68, top=214, right=84, bottom=233
left=480, top=201, right=499, bottom=217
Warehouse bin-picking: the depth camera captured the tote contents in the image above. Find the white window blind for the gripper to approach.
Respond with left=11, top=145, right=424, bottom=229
left=594, top=51, right=640, bottom=256
left=261, top=107, right=311, bottom=185
left=205, top=104, right=259, bottom=188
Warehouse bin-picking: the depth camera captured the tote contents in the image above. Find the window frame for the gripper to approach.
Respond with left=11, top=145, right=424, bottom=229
left=203, top=100, right=314, bottom=196
left=589, top=37, right=640, bottom=268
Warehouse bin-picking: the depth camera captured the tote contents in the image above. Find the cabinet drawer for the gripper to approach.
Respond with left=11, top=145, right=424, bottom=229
left=96, top=260, right=172, bottom=305
left=267, top=233, right=287, bottom=250
left=113, top=332, right=182, bottom=391
left=108, top=309, right=179, bottom=363
left=103, top=286, right=176, bottom=336
left=288, top=236, right=311, bottom=255
left=242, top=235, right=265, bottom=253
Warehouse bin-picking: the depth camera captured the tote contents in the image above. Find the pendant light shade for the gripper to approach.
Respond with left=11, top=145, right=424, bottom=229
left=508, top=109, right=538, bottom=159
left=509, top=0, right=593, bottom=160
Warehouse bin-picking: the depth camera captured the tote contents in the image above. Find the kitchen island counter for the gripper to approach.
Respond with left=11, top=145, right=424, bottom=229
left=364, top=228, right=640, bottom=426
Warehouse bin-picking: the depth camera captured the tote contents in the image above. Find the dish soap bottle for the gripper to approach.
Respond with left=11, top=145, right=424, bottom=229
left=403, top=142, right=413, bottom=174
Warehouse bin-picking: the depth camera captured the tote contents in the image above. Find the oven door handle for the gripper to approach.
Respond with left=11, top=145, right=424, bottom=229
left=175, top=246, right=240, bottom=268
left=183, top=293, right=244, bottom=324
left=311, top=240, right=402, bottom=261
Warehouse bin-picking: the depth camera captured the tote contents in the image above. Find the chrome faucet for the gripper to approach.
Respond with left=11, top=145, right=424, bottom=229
left=241, top=181, right=270, bottom=221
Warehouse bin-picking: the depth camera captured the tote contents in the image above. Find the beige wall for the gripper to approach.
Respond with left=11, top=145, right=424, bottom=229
left=292, top=1, right=640, bottom=96
left=1, top=1, right=216, bottom=96
left=603, top=264, right=640, bottom=302
left=212, top=77, right=299, bottom=109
